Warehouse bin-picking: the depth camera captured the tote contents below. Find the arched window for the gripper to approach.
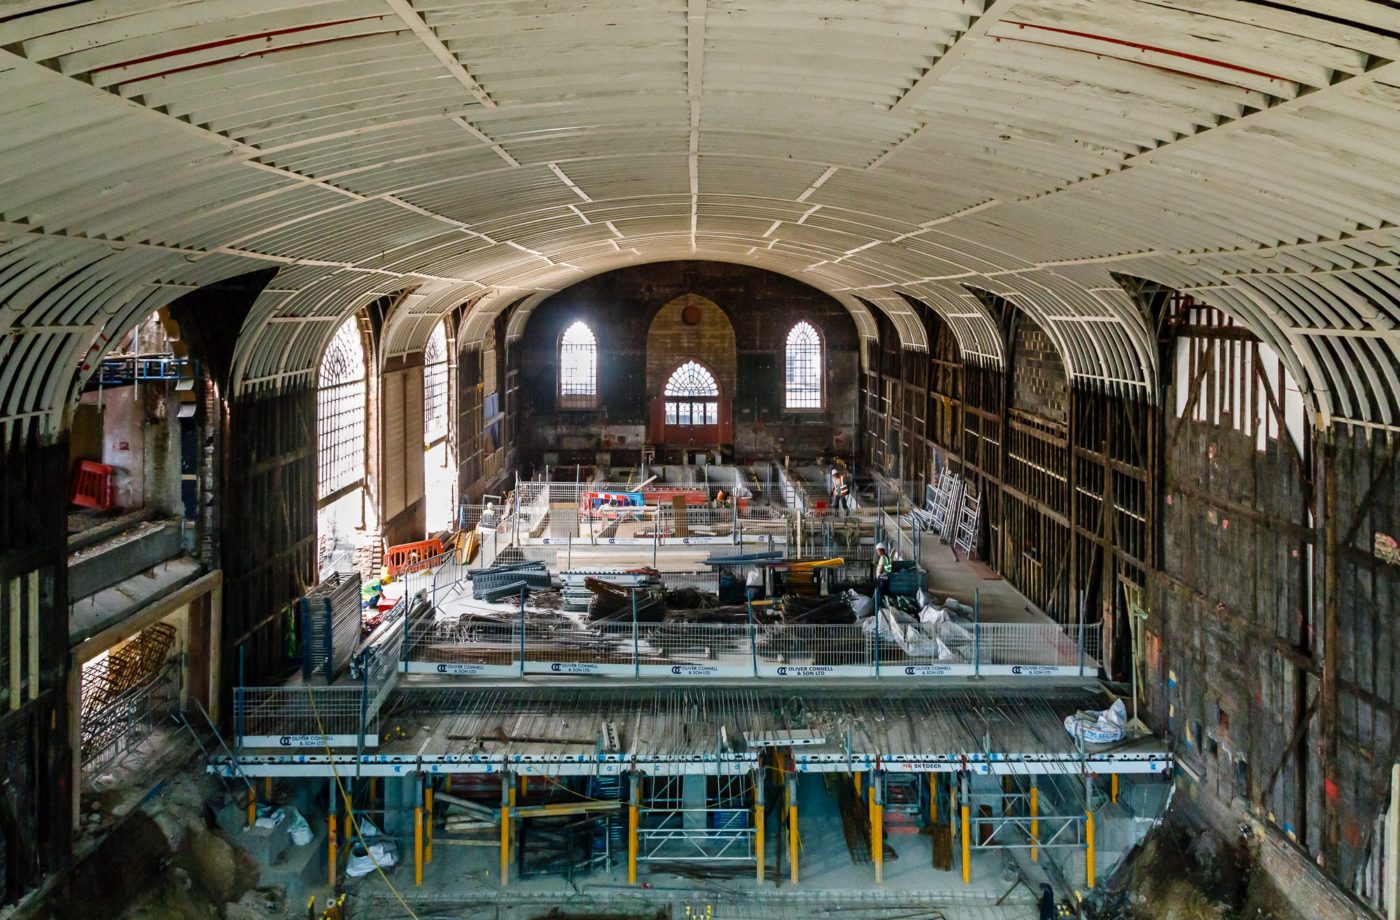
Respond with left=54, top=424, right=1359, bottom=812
left=664, top=361, right=719, bottom=426
left=317, top=317, right=367, bottom=501
left=423, top=320, right=454, bottom=532
left=423, top=321, right=449, bottom=446
left=785, top=321, right=823, bottom=409
left=558, top=320, right=597, bottom=408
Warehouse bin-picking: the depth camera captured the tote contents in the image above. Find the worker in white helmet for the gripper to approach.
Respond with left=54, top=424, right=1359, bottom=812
left=873, top=542, right=893, bottom=606
left=745, top=565, right=764, bottom=604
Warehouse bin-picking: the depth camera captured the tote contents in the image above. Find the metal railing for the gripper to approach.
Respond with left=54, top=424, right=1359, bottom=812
left=878, top=509, right=919, bottom=563
left=402, top=613, right=1102, bottom=681
left=233, top=685, right=374, bottom=749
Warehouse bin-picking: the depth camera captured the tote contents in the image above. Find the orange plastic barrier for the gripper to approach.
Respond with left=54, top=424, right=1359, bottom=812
left=385, top=538, right=445, bottom=577
left=70, top=461, right=115, bottom=510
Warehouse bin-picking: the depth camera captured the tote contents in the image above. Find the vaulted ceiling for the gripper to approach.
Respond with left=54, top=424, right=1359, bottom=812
left=1, top=0, right=1398, bottom=435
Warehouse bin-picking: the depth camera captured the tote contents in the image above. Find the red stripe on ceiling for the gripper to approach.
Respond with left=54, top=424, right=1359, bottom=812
left=992, top=35, right=1251, bottom=91
left=91, top=15, right=390, bottom=74
left=1001, top=20, right=1294, bottom=84
left=108, top=31, right=399, bottom=86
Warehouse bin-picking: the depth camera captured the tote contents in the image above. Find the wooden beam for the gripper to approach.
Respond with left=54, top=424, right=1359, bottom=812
left=888, top=0, right=1020, bottom=116
left=75, top=571, right=224, bottom=664
left=384, top=0, right=496, bottom=108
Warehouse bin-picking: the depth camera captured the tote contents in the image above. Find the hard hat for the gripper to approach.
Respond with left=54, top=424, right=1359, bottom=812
left=876, top=542, right=886, bottom=551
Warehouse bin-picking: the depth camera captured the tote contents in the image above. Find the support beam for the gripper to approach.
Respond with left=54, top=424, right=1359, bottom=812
left=889, top=0, right=1020, bottom=115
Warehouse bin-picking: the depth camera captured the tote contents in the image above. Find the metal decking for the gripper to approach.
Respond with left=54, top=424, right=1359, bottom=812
left=219, top=685, right=1169, bottom=780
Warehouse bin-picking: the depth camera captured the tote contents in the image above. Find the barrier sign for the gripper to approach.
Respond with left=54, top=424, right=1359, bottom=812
left=405, top=661, right=519, bottom=677
left=243, top=734, right=375, bottom=749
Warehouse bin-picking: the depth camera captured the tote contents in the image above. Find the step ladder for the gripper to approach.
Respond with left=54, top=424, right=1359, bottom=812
left=927, top=473, right=963, bottom=544
left=586, top=771, right=624, bottom=868
left=954, top=488, right=981, bottom=557
left=586, top=720, right=624, bottom=868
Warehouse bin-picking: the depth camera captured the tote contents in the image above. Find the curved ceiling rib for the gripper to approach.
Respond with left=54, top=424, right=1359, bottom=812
left=0, top=1, right=1397, bottom=434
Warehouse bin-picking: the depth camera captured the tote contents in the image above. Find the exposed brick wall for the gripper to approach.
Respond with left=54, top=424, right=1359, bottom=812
left=1011, top=318, right=1068, bottom=424
left=515, top=261, right=859, bottom=461
left=645, top=293, right=737, bottom=397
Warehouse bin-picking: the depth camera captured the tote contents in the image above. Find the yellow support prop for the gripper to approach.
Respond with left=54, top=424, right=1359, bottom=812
left=929, top=774, right=938, bottom=824
left=414, top=806, right=424, bottom=886
left=627, top=797, right=639, bottom=885
left=425, top=786, right=434, bottom=864
left=263, top=777, right=272, bottom=802
left=755, top=769, right=765, bottom=886
left=755, top=801, right=765, bottom=885
left=500, top=780, right=515, bottom=886
left=1086, top=811, right=1096, bottom=889
left=1030, top=785, right=1040, bottom=863
left=870, top=782, right=884, bottom=885
left=1111, top=773, right=1119, bottom=804
left=327, top=815, right=337, bottom=887
left=960, top=803, right=971, bottom=885
left=788, top=801, right=799, bottom=884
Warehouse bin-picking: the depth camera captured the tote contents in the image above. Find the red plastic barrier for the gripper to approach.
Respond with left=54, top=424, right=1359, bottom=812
left=70, top=461, right=115, bottom=510
left=385, top=538, right=445, bottom=577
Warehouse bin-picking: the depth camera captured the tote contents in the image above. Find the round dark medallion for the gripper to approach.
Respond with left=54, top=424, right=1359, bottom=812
left=681, top=304, right=702, bottom=325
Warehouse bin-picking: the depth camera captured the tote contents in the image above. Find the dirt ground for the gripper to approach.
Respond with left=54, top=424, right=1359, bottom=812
left=1084, top=806, right=1300, bottom=920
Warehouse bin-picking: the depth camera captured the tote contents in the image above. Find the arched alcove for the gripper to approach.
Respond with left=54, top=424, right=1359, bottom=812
left=644, top=294, right=738, bottom=400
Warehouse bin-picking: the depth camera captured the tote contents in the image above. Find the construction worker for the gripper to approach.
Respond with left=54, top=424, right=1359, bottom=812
left=836, top=470, right=852, bottom=516
left=745, top=566, right=764, bottom=603
left=873, top=543, right=893, bottom=606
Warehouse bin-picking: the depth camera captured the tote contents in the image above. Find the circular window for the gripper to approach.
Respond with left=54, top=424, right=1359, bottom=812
left=681, top=304, right=702, bottom=325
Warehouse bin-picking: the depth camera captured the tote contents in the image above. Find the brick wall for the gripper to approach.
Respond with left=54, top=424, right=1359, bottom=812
left=514, top=261, right=859, bottom=462
left=1011, top=318, right=1068, bottom=424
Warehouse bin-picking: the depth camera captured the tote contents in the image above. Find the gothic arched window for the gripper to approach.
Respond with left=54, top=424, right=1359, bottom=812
left=317, top=317, right=367, bottom=500
left=423, top=321, right=449, bottom=446
left=663, top=361, right=719, bottom=426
